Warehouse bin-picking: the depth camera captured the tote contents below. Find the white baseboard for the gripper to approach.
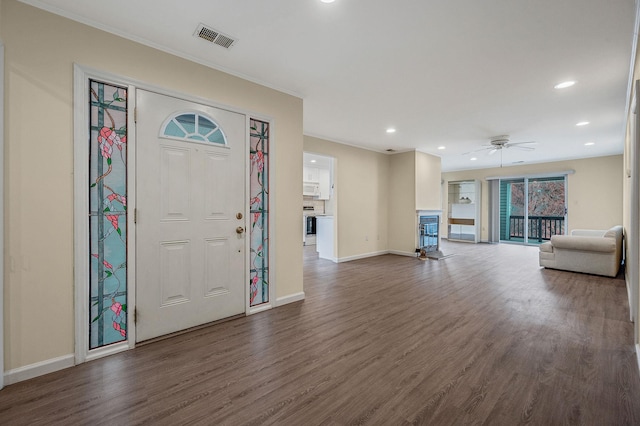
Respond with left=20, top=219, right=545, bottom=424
left=276, top=292, right=305, bottom=306
left=338, top=250, right=391, bottom=263
left=387, top=250, right=417, bottom=258
left=4, top=354, right=75, bottom=386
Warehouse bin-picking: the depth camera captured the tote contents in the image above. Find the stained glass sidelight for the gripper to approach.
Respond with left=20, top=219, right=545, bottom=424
left=249, top=119, right=269, bottom=306
left=89, top=80, right=128, bottom=349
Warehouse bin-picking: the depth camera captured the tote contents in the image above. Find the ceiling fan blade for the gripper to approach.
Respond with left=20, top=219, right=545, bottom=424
left=488, top=148, right=498, bottom=155
left=511, top=145, right=535, bottom=151
left=508, top=141, right=537, bottom=146
left=461, top=147, right=490, bottom=155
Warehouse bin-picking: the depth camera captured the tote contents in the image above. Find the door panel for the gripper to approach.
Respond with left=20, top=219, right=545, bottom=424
left=136, top=90, right=246, bottom=342
left=160, top=146, right=191, bottom=220
left=159, top=240, right=191, bottom=306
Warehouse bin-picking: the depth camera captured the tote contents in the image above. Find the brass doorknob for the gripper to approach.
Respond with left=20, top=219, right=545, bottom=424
left=236, top=226, right=245, bottom=234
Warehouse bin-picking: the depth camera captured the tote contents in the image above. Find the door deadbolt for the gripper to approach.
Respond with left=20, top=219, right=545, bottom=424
left=236, top=212, right=243, bottom=220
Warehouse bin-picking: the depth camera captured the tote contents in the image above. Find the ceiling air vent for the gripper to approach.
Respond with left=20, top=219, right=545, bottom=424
left=194, top=24, right=237, bottom=49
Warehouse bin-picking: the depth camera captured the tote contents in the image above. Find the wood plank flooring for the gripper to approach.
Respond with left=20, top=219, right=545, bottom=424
left=2, top=240, right=640, bottom=425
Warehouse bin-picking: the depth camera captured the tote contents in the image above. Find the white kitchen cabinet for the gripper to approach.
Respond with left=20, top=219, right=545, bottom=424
left=317, top=168, right=331, bottom=200
left=303, top=166, right=319, bottom=183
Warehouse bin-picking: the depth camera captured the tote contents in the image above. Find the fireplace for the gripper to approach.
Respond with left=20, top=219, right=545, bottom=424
left=417, top=210, right=442, bottom=253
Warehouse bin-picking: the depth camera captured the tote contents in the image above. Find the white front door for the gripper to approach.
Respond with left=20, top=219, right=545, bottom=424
left=135, top=89, right=246, bottom=342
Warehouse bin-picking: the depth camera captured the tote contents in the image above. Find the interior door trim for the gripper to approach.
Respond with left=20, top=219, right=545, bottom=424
left=0, top=41, right=5, bottom=390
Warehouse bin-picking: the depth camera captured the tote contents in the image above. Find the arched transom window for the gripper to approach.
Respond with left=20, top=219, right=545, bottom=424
left=160, top=111, right=227, bottom=145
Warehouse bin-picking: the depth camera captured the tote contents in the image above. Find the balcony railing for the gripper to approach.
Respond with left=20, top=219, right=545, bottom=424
left=508, top=215, right=565, bottom=242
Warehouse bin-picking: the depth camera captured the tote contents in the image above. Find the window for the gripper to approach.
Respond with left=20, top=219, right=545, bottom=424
left=249, top=119, right=269, bottom=306
left=161, top=112, right=227, bottom=145
left=89, top=80, right=128, bottom=349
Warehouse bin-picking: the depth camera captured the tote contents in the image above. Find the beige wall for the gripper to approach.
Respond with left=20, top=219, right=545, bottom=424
left=416, top=151, right=442, bottom=211
left=2, top=0, right=303, bottom=370
left=304, top=136, right=389, bottom=258
left=388, top=152, right=417, bottom=254
left=443, top=155, right=624, bottom=241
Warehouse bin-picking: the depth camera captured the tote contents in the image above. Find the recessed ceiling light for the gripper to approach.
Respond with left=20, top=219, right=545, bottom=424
left=310, top=159, right=317, bottom=163
left=320, top=0, right=335, bottom=3
left=554, top=81, right=576, bottom=89
left=437, top=146, right=446, bottom=150
left=576, top=121, right=590, bottom=126
left=585, top=142, right=595, bottom=146
left=386, top=128, right=396, bottom=133
left=470, top=157, right=477, bottom=161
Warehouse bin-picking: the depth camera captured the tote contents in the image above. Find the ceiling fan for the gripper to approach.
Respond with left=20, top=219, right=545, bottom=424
left=476, top=135, right=537, bottom=155
left=461, top=135, right=537, bottom=167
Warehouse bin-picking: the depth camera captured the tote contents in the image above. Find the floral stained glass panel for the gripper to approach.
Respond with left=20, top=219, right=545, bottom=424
left=89, top=80, right=128, bottom=349
left=250, top=119, right=269, bottom=306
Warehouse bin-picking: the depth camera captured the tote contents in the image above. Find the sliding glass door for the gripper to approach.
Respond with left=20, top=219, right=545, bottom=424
left=500, top=176, right=566, bottom=245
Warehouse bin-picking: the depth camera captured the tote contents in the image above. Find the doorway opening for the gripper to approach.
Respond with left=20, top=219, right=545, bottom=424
left=303, top=152, right=336, bottom=261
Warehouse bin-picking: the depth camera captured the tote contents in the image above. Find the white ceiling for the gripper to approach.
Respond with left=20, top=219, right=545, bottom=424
left=21, top=0, right=638, bottom=171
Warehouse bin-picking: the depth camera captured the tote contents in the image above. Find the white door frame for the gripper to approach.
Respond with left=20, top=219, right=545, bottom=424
left=1, top=42, right=5, bottom=390
left=630, top=83, right=640, bottom=338
left=73, top=64, right=276, bottom=364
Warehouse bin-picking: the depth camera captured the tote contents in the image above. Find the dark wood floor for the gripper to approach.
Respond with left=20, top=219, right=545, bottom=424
left=2, top=240, right=640, bottom=425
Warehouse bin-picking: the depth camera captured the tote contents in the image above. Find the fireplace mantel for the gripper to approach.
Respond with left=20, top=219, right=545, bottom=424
left=417, top=210, right=442, bottom=217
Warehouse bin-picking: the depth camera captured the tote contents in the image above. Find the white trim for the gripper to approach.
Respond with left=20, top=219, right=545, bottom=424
left=84, top=342, right=130, bottom=363
left=244, top=115, right=252, bottom=316
left=636, top=344, right=640, bottom=376
left=248, top=303, right=274, bottom=315
left=0, top=42, right=4, bottom=391
left=126, top=86, right=138, bottom=347
left=267, top=119, right=277, bottom=311
left=4, top=355, right=74, bottom=386
left=304, top=131, right=393, bottom=155
left=386, top=250, right=416, bottom=258
left=75, top=64, right=272, bottom=123
left=18, top=1, right=303, bottom=99
left=625, top=1, right=640, bottom=126
left=338, top=250, right=396, bottom=263
left=485, top=170, right=575, bottom=181
left=276, top=292, right=306, bottom=306
left=73, top=66, right=90, bottom=364
left=631, top=81, right=640, bottom=340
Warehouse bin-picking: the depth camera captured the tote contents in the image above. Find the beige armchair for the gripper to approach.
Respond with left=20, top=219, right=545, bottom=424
left=539, top=226, right=623, bottom=277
